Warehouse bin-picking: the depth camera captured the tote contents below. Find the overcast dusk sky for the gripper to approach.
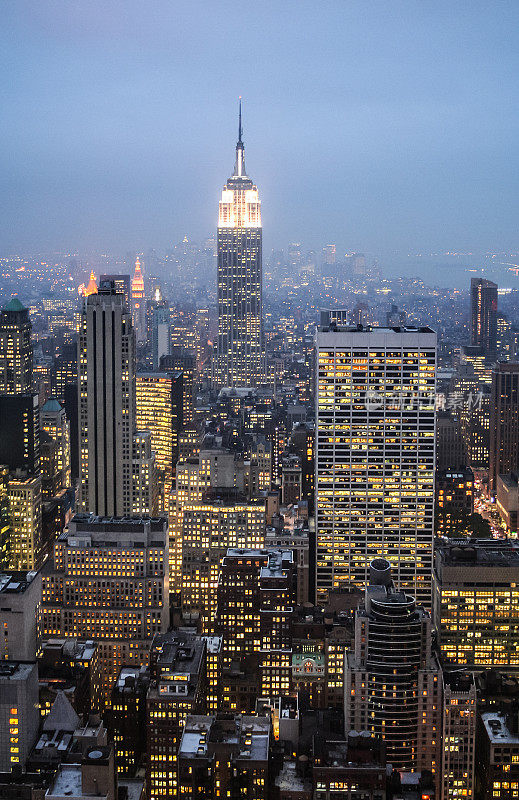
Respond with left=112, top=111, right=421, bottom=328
left=1, top=1, right=518, bottom=260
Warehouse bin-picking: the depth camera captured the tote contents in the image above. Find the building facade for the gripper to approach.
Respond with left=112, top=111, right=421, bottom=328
left=181, top=493, right=266, bottom=628
left=41, top=514, right=169, bottom=704
left=41, top=398, right=71, bottom=490
left=0, top=298, right=32, bottom=395
left=216, top=547, right=294, bottom=699
left=0, top=393, right=40, bottom=475
left=433, top=538, right=519, bottom=667
left=7, top=473, right=42, bottom=571
left=78, top=283, right=136, bottom=517
left=489, top=362, right=519, bottom=496
left=0, top=661, right=39, bottom=772
left=345, top=559, right=442, bottom=782
left=441, top=672, right=476, bottom=800
left=146, top=632, right=207, bottom=800
left=315, top=324, right=436, bottom=606
left=136, top=370, right=183, bottom=501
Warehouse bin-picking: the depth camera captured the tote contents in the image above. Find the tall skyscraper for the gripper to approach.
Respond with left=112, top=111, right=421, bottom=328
left=131, top=431, right=159, bottom=516
left=215, top=102, right=263, bottom=387
left=160, top=349, right=194, bottom=424
left=470, top=278, right=498, bottom=357
left=78, top=283, right=136, bottom=517
left=489, top=362, right=519, bottom=495
left=0, top=297, right=32, bottom=395
left=315, top=323, right=436, bottom=606
left=131, top=257, right=146, bottom=344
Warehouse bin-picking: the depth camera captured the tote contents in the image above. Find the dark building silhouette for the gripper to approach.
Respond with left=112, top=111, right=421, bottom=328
left=0, top=394, right=40, bottom=474
left=471, top=278, right=497, bottom=358
left=489, top=362, right=519, bottom=495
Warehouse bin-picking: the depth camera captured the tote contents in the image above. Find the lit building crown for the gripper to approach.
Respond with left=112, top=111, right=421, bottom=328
left=218, top=99, right=261, bottom=229
left=132, top=256, right=145, bottom=297
left=79, top=271, right=98, bottom=297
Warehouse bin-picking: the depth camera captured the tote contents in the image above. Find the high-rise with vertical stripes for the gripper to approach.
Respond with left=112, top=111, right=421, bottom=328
left=78, top=282, right=136, bottom=517
left=215, top=103, right=263, bottom=387
left=315, top=324, right=437, bottom=606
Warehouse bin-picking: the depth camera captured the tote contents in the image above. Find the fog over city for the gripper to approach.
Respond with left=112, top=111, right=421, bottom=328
left=1, top=0, right=519, bottom=277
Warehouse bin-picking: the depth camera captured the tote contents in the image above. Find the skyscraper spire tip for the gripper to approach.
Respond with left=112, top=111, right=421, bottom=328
left=238, top=97, right=243, bottom=144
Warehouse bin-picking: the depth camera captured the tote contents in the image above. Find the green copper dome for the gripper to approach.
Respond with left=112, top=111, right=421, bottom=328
left=4, top=297, right=26, bottom=311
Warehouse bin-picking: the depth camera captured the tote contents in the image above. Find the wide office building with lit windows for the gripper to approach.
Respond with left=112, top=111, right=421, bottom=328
left=215, top=104, right=264, bottom=387
left=315, top=324, right=437, bottom=606
left=180, top=492, right=266, bottom=628
left=433, top=538, right=519, bottom=667
left=41, top=514, right=169, bottom=705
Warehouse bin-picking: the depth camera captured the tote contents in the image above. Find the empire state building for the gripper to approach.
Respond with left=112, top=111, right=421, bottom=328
left=215, top=103, right=264, bottom=387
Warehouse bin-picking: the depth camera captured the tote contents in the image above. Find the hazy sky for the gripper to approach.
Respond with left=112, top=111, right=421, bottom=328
left=1, top=1, right=518, bottom=259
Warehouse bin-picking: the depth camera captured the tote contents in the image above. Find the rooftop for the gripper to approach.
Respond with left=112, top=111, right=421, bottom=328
left=318, top=323, right=435, bottom=336
left=275, top=761, right=311, bottom=792
left=3, top=297, right=26, bottom=312
left=435, top=538, right=519, bottom=568
left=224, top=548, right=294, bottom=578
left=149, top=632, right=205, bottom=694
left=0, top=661, right=36, bottom=681
left=69, top=513, right=167, bottom=533
left=482, top=711, right=519, bottom=745
left=42, top=398, right=63, bottom=413
left=0, top=570, right=39, bottom=594
left=47, top=764, right=82, bottom=799
left=179, top=715, right=270, bottom=762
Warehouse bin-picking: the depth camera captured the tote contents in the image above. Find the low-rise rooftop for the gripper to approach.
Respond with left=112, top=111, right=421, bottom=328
left=482, top=711, right=519, bottom=746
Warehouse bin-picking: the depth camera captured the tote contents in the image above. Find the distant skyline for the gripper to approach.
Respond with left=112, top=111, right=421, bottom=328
left=1, top=1, right=519, bottom=269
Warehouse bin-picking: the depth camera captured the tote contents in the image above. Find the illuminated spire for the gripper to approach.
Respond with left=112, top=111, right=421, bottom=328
left=132, top=256, right=144, bottom=295
left=219, top=100, right=260, bottom=229
left=83, top=271, right=98, bottom=297
left=234, top=97, right=246, bottom=178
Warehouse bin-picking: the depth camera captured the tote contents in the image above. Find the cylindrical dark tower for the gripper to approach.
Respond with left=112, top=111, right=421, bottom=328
left=365, top=588, right=423, bottom=766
